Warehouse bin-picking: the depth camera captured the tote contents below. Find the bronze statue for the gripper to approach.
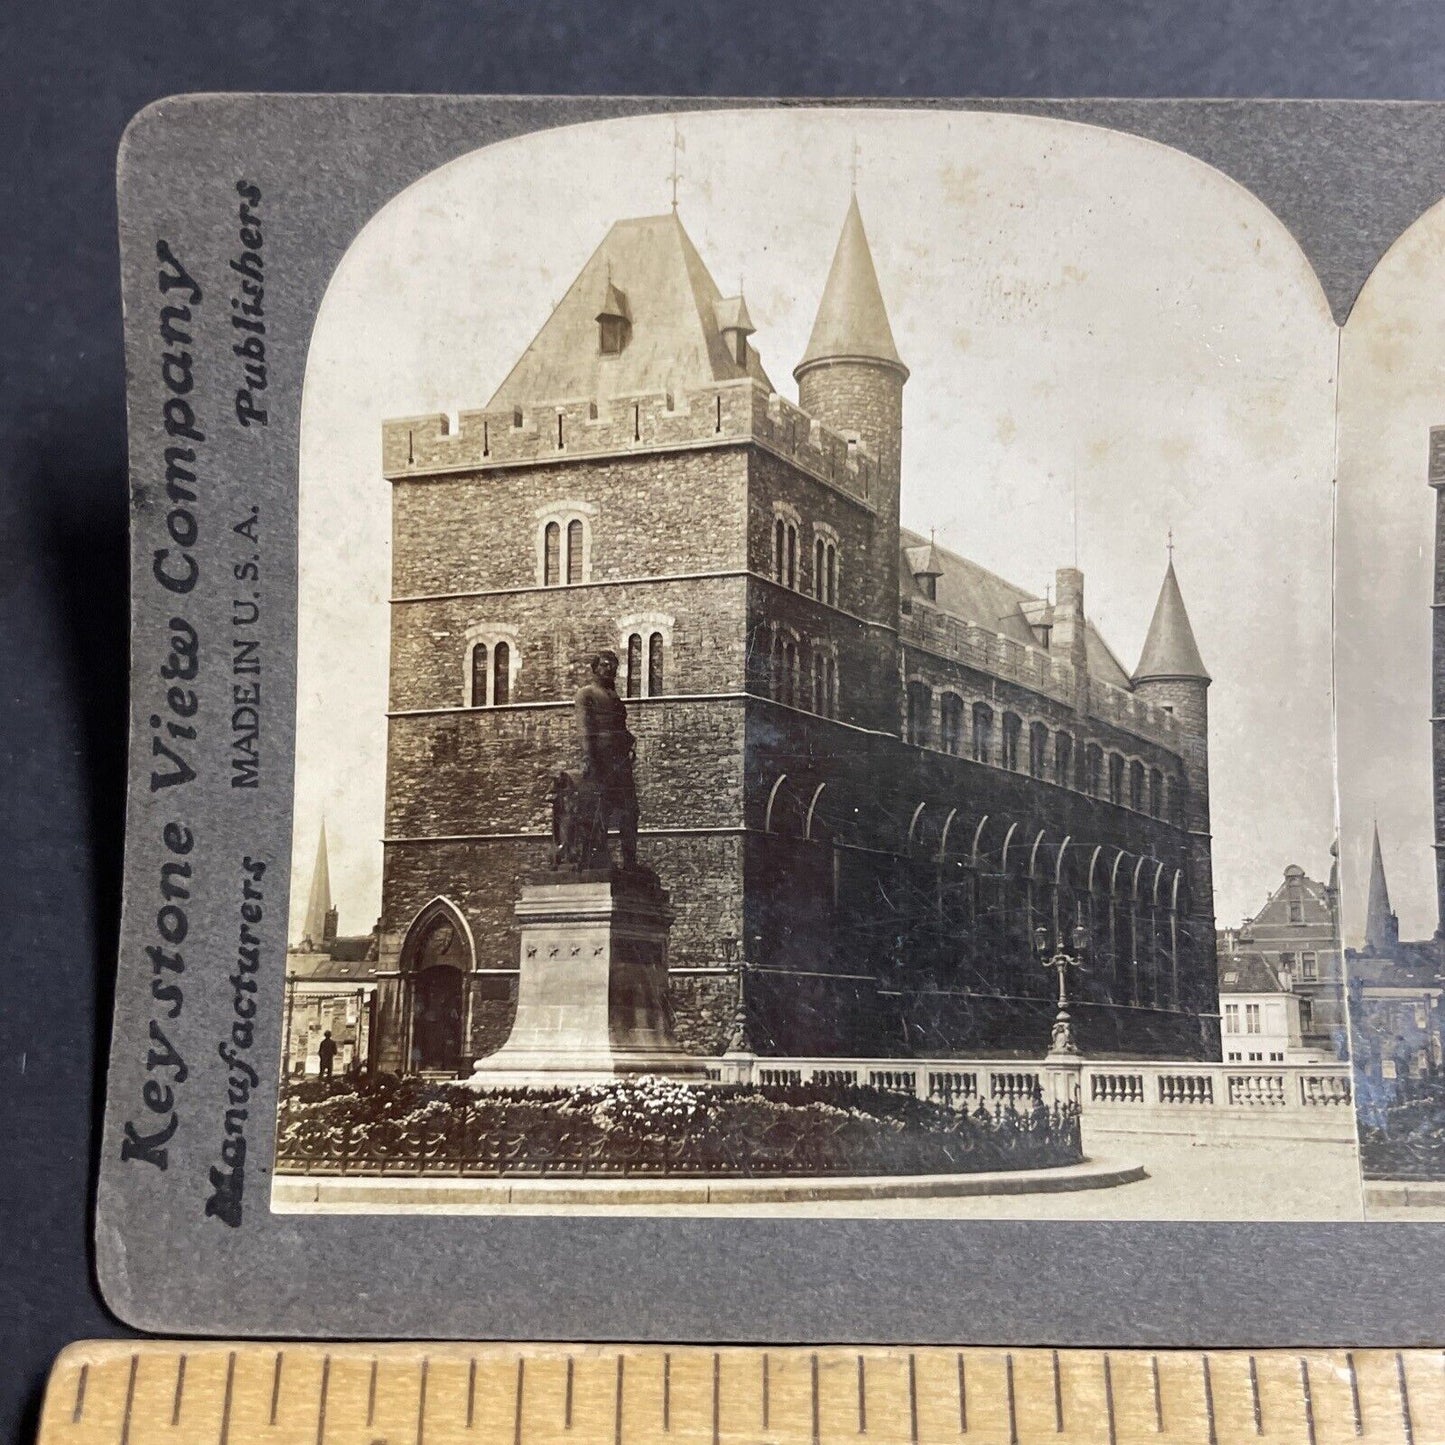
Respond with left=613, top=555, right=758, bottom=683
left=551, top=650, right=640, bottom=870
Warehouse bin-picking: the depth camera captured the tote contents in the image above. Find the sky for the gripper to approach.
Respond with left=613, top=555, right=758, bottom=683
left=1336, top=195, right=1445, bottom=946
left=289, top=107, right=1340, bottom=944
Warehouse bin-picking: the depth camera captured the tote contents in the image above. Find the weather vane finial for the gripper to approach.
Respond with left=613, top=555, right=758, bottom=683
left=669, top=119, right=684, bottom=213
left=850, top=135, right=861, bottom=193
left=1167, top=528, right=1175, bottom=563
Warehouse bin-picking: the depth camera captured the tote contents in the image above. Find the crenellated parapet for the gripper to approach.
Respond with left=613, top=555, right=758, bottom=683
left=901, top=605, right=1182, bottom=751
left=382, top=377, right=881, bottom=508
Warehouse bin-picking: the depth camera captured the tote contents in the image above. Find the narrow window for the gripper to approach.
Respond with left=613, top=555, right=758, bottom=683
left=815, top=537, right=826, bottom=600
left=1299, top=1000, right=1313, bottom=1032
left=907, top=681, right=932, bottom=747
left=1246, top=1003, right=1261, bottom=1034
left=556, top=413, right=564, bottom=449
left=715, top=394, right=722, bottom=433
left=1085, top=744, right=1102, bottom=797
left=471, top=643, right=488, bottom=707
left=1129, top=759, right=1145, bottom=811
left=770, top=633, right=785, bottom=700
left=813, top=653, right=826, bottom=713
left=566, top=519, right=584, bottom=584
left=544, top=521, right=561, bottom=587
left=633, top=404, right=640, bottom=440
left=1302, top=952, right=1318, bottom=981
left=512, top=407, right=524, bottom=429
left=492, top=641, right=511, bottom=706
left=786, top=524, right=797, bottom=590
left=1150, top=767, right=1163, bottom=818
left=647, top=631, right=664, bottom=696
left=1029, top=722, right=1048, bottom=779
left=971, top=702, right=993, bottom=763
left=1001, top=713, right=1022, bottom=770
left=774, top=519, right=786, bottom=583
left=626, top=633, right=643, bottom=699
left=1224, top=1003, right=1239, bottom=1034
left=785, top=640, right=799, bottom=707
left=1108, top=752, right=1124, bottom=804
left=1054, top=731, right=1073, bottom=787
left=825, top=655, right=837, bottom=716
left=826, top=544, right=837, bottom=606
left=940, top=694, right=964, bottom=755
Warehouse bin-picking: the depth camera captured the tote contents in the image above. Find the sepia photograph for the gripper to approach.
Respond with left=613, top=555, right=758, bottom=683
left=269, top=107, right=1353, bottom=1219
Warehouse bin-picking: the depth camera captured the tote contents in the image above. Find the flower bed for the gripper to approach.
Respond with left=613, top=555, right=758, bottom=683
left=274, top=1075, right=1082, bottom=1179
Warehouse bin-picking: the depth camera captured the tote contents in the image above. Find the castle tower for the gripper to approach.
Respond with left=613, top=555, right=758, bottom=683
left=299, top=821, right=332, bottom=952
left=1364, top=824, right=1400, bottom=953
left=1132, top=559, right=1214, bottom=988
left=1429, top=425, right=1445, bottom=937
left=794, top=195, right=908, bottom=627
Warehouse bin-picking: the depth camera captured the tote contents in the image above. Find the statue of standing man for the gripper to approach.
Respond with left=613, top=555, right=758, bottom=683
left=553, top=650, right=640, bottom=870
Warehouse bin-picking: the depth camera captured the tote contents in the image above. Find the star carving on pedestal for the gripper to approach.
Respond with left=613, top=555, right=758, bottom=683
left=548, top=946, right=559, bottom=959
left=593, top=945, right=604, bottom=957
left=525, top=946, right=537, bottom=959
left=570, top=945, right=581, bottom=957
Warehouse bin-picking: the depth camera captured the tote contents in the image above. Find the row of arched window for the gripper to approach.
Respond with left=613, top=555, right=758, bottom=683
left=768, top=629, right=839, bottom=717
left=905, top=681, right=1180, bottom=821
left=464, top=622, right=669, bottom=708
left=772, top=504, right=840, bottom=607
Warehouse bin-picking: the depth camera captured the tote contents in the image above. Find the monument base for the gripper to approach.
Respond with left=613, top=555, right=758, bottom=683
left=469, top=868, right=707, bottom=1088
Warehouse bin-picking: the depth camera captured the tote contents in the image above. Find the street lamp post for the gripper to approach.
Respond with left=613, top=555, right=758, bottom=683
left=1033, top=918, right=1089, bottom=1058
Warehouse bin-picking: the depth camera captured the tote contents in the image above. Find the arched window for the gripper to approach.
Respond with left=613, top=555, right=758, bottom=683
left=940, top=693, right=964, bottom=755
left=774, top=519, right=786, bottom=583
left=814, top=537, right=826, bottom=600
left=647, top=631, right=664, bottom=696
left=566, top=520, right=584, bottom=584
left=1108, top=752, right=1124, bottom=804
left=1028, top=722, right=1048, bottom=779
left=1001, top=712, right=1022, bottom=771
left=812, top=653, right=826, bottom=714
left=1129, top=759, right=1146, bottom=812
left=786, top=524, right=797, bottom=590
left=1149, top=767, right=1164, bottom=818
left=543, top=521, right=561, bottom=586
left=825, top=655, right=837, bottom=717
left=492, top=641, right=511, bottom=706
left=1168, top=774, right=1186, bottom=825
left=470, top=643, right=488, bottom=707
left=906, top=681, right=932, bottom=746
left=1054, top=731, right=1073, bottom=787
left=1084, top=743, right=1103, bottom=797
left=626, top=633, right=643, bottom=699
left=971, top=702, right=993, bottom=763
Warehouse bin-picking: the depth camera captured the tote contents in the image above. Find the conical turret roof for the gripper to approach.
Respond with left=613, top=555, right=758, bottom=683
left=300, top=821, right=332, bottom=949
left=1134, top=562, right=1210, bottom=684
left=1364, top=824, right=1399, bottom=953
left=794, top=194, right=907, bottom=381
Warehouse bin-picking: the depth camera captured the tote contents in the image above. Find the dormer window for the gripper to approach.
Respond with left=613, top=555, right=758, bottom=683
left=714, top=294, right=756, bottom=370
left=597, top=278, right=631, bottom=356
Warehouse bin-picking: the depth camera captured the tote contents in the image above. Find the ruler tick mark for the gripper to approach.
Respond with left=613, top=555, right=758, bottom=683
left=1150, top=1354, right=1162, bottom=1432
left=712, top=1352, right=720, bottom=1445
left=172, top=1354, right=187, bottom=1427
left=762, top=1353, right=770, bottom=1429
left=908, top=1353, right=919, bottom=1445
left=270, top=1352, right=284, bottom=1426
left=468, top=1358, right=477, bottom=1429
left=71, top=1362, right=88, bottom=1425
left=514, top=1358, right=525, bottom=1445
left=1300, top=1358, right=1316, bottom=1445
left=811, top=1353, right=820, bottom=1445
left=1397, top=1352, right=1415, bottom=1445
left=1248, top=1355, right=1261, bottom=1434
left=417, top=1356, right=430, bottom=1445
left=119, top=1353, right=138, bottom=1445
left=1051, top=1349, right=1063, bottom=1432
left=957, top=1352, right=967, bottom=1433
left=1103, top=1354, right=1117, bottom=1445
left=663, top=1352, right=671, bottom=1432
left=1006, top=1354, right=1018, bottom=1445
left=367, top=1359, right=378, bottom=1427
left=1346, top=1352, right=1362, bottom=1436
left=218, top=1352, right=236, bottom=1445
left=316, top=1355, right=330, bottom=1445
left=564, top=1357, right=573, bottom=1429
left=615, top=1353, right=625, bottom=1445
left=858, top=1354, right=867, bottom=1434
left=1201, top=1355, right=1218, bottom=1445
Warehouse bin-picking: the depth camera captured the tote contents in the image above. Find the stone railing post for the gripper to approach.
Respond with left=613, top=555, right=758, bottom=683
left=1044, top=1054, right=1083, bottom=1109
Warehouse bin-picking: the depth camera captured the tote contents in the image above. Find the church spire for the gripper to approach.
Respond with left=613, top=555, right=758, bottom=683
left=1133, top=559, right=1210, bottom=684
left=794, top=193, right=907, bottom=382
left=300, top=821, right=333, bottom=950
left=1364, top=824, right=1401, bottom=953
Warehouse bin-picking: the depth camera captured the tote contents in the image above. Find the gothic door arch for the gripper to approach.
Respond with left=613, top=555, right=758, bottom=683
left=399, top=899, right=474, bottom=1075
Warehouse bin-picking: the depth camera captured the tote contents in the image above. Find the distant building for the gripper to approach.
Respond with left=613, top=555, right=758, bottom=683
left=1346, top=826, right=1444, bottom=1087
left=1217, top=858, right=1347, bottom=1061
left=285, top=824, right=380, bottom=1078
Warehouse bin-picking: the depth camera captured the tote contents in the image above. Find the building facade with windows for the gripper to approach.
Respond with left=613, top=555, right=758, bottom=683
left=369, top=198, right=1221, bottom=1076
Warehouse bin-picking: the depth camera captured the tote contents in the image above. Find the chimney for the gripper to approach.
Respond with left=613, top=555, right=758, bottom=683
left=1051, top=567, right=1089, bottom=707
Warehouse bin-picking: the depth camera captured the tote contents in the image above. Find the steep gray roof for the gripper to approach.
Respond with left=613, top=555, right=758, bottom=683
left=899, top=527, right=1133, bottom=690
left=487, top=213, right=772, bottom=408
left=1218, top=951, right=1285, bottom=994
left=794, top=194, right=907, bottom=380
left=1134, top=562, right=1210, bottom=683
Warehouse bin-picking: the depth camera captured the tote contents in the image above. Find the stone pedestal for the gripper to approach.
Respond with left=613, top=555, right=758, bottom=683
left=1043, top=1051, right=1083, bottom=1108
left=469, top=869, right=706, bottom=1088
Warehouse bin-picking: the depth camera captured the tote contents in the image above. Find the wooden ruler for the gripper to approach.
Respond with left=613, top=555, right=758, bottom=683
left=35, top=1342, right=1445, bottom=1444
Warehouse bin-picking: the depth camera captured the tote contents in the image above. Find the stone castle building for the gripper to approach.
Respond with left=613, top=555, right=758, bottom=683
left=366, top=196, right=1221, bottom=1075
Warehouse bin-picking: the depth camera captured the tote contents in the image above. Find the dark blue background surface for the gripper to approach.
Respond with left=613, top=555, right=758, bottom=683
left=3, top=2, right=1444, bottom=1439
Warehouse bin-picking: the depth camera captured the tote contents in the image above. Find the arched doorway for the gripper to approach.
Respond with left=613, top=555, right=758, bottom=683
left=399, top=901, right=474, bottom=1075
